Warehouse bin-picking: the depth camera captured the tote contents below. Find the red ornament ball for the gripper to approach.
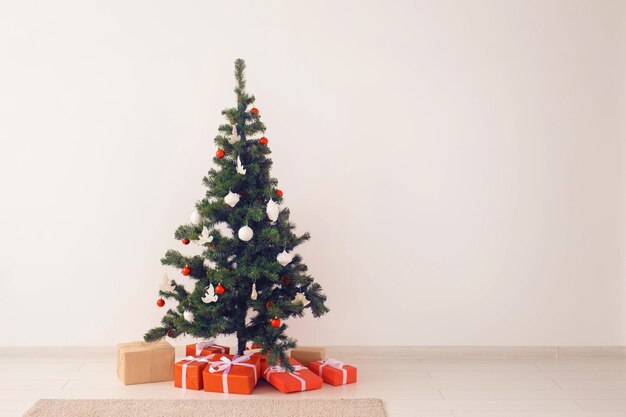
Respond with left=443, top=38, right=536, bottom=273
left=281, top=275, right=291, bottom=285
left=166, top=329, right=175, bottom=337
left=259, top=137, right=268, bottom=145
left=215, top=283, right=225, bottom=295
left=216, top=149, right=225, bottom=159
left=271, top=317, right=281, bottom=328
left=266, top=301, right=274, bottom=309
left=182, top=265, right=191, bottom=276
left=156, top=298, right=165, bottom=307
left=182, top=239, right=190, bottom=245
left=275, top=189, right=283, bottom=197
left=251, top=107, right=259, bottom=115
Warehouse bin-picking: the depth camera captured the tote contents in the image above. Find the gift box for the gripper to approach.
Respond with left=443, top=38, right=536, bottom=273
left=309, top=358, right=357, bottom=386
left=202, top=352, right=260, bottom=395
left=174, top=354, right=216, bottom=390
left=261, top=357, right=323, bottom=393
left=186, top=340, right=230, bottom=357
left=116, top=341, right=174, bottom=385
left=245, top=342, right=262, bottom=354
left=289, top=346, right=326, bottom=366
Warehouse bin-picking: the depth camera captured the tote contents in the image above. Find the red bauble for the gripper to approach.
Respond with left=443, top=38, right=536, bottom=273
left=251, top=107, right=259, bottom=115
left=216, top=149, right=225, bottom=159
left=275, top=189, right=283, bottom=197
left=271, top=317, right=281, bottom=328
left=182, top=239, right=190, bottom=245
left=215, top=283, right=225, bottom=295
left=182, top=265, right=191, bottom=276
left=266, top=301, right=274, bottom=309
left=259, top=137, right=268, bottom=145
left=157, top=298, right=165, bottom=307
left=166, top=329, right=175, bottom=337
left=281, top=275, right=290, bottom=285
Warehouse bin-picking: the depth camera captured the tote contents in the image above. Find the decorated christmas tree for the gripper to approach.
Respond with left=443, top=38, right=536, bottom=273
left=145, top=59, right=329, bottom=369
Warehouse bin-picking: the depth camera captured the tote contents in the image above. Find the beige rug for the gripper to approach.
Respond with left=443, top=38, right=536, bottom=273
left=22, top=398, right=386, bottom=417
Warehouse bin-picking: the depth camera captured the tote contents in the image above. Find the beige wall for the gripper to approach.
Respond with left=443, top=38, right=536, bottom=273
left=0, top=0, right=625, bottom=347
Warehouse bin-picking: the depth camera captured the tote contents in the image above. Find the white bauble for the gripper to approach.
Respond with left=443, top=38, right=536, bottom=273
left=224, top=191, right=240, bottom=207
left=238, top=225, right=253, bottom=242
left=190, top=210, right=202, bottom=225
left=183, top=311, right=195, bottom=323
left=228, top=124, right=240, bottom=144
left=276, top=250, right=293, bottom=266
left=266, top=199, right=279, bottom=222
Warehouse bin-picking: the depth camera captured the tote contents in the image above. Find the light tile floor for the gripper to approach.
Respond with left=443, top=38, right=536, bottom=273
left=2, top=347, right=626, bottom=417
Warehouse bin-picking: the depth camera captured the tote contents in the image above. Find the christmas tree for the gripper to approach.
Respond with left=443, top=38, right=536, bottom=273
left=145, top=59, right=329, bottom=369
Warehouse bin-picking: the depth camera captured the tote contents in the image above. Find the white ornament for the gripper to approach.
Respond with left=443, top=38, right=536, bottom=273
left=232, top=262, right=237, bottom=269
left=228, top=124, right=240, bottom=144
left=238, top=225, right=253, bottom=241
left=203, top=258, right=214, bottom=268
left=236, top=156, right=246, bottom=175
left=266, top=199, right=280, bottom=222
left=224, top=191, right=240, bottom=207
left=190, top=210, right=202, bottom=225
left=251, top=282, right=258, bottom=300
left=199, top=227, right=213, bottom=244
left=276, top=250, right=293, bottom=266
left=183, top=310, right=195, bottom=323
left=202, top=283, right=218, bottom=304
left=159, top=273, right=175, bottom=292
left=293, top=292, right=307, bottom=305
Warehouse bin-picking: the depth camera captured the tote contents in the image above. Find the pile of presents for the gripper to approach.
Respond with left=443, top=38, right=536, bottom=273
left=117, top=340, right=357, bottom=394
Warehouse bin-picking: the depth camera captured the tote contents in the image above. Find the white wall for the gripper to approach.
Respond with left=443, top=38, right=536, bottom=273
left=1, top=0, right=625, bottom=347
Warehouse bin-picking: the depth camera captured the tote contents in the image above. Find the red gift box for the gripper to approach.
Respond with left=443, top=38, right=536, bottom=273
left=202, top=352, right=260, bottom=395
left=186, top=340, right=230, bottom=357
left=309, top=358, right=357, bottom=386
left=261, top=357, right=323, bottom=393
left=174, top=354, right=216, bottom=390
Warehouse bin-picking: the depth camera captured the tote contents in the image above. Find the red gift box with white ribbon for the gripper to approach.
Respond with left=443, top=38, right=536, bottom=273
left=308, top=357, right=357, bottom=386
left=174, top=354, right=216, bottom=390
left=185, top=340, right=230, bottom=357
left=261, top=357, right=322, bottom=393
left=202, top=352, right=260, bottom=395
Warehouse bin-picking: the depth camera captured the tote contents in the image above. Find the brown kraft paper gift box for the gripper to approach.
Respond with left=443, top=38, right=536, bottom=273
left=289, top=346, right=326, bottom=366
left=117, top=341, right=175, bottom=385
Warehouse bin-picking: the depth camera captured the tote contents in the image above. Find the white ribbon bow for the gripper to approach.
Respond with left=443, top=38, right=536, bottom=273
left=179, top=355, right=215, bottom=390
left=195, top=339, right=227, bottom=355
left=318, top=357, right=348, bottom=385
left=263, top=364, right=307, bottom=391
left=207, top=352, right=257, bottom=394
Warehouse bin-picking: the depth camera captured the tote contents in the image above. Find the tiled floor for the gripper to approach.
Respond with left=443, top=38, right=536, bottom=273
left=2, top=347, right=626, bottom=416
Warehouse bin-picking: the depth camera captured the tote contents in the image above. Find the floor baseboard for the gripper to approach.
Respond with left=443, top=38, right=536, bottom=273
left=2, top=345, right=626, bottom=359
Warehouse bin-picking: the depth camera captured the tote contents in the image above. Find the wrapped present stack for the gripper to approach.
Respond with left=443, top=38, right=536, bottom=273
left=117, top=341, right=357, bottom=394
